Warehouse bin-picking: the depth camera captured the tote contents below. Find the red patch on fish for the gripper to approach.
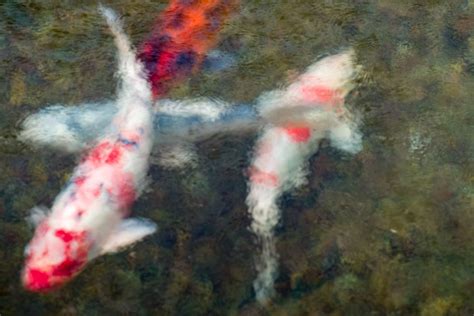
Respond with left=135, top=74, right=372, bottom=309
left=249, top=166, right=279, bottom=187
left=283, top=126, right=311, bottom=143
left=25, top=268, right=51, bottom=291
left=88, top=141, right=110, bottom=165
left=55, top=230, right=74, bottom=243
left=52, top=256, right=85, bottom=277
left=53, top=230, right=88, bottom=277
left=111, top=171, right=136, bottom=209
left=86, top=141, right=123, bottom=167
left=74, top=176, right=86, bottom=186
left=105, top=146, right=122, bottom=164
left=301, top=85, right=339, bottom=104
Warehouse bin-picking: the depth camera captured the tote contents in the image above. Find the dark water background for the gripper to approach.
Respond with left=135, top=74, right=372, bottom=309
left=0, top=0, right=473, bottom=315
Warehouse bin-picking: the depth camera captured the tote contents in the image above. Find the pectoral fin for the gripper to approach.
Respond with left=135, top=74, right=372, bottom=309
left=203, top=50, right=236, bottom=72
left=152, top=143, right=198, bottom=169
left=27, top=206, right=49, bottom=227
left=328, top=119, right=362, bottom=154
left=101, top=218, right=157, bottom=254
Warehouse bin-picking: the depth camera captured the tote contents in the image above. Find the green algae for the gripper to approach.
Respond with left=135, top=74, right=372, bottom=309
left=0, top=0, right=473, bottom=315
left=9, top=70, right=26, bottom=106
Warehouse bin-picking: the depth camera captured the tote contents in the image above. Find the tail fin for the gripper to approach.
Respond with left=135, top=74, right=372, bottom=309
left=99, top=5, right=151, bottom=103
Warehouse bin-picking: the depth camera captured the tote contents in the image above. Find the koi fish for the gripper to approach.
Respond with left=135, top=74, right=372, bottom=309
left=22, top=7, right=156, bottom=292
left=246, top=50, right=362, bottom=303
left=138, top=0, right=239, bottom=97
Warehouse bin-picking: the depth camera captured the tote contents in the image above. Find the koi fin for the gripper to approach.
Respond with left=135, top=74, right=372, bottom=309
left=152, top=143, right=198, bottom=170
left=99, top=5, right=151, bottom=104
left=19, top=101, right=116, bottom=153
left=101, top=218, right=157, bottom=254
left=27, top=206, right=49, bottom=227
left=203, top=50, right=236, bottom=72
left=328, top=119, right=362, bottom=154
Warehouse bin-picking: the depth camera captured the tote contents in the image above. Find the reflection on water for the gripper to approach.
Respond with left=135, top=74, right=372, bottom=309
left=0, top=0, right=473, bottom=315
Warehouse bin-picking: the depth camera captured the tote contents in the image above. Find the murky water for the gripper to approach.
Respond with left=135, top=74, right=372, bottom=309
left=1, top=1, right=473, bottom=315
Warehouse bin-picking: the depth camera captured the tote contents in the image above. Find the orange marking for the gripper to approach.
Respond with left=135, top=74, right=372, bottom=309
left=139, top=0, right=239, bottom=97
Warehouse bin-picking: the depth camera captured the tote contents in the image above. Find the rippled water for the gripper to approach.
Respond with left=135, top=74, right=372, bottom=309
left=0, top=1, right=473, bottom=315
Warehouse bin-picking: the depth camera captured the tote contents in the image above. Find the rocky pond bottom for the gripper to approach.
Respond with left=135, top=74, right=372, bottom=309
left=0, top=1, right=473, bottom=315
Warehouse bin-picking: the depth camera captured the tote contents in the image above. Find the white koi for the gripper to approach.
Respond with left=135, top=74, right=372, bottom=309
left=22, top=7, right=157, bottom=292
left=247, top=50, right=362, bottom=303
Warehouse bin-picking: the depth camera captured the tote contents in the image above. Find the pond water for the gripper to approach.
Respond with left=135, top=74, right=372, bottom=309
left=0, top=1, right=473, bottom=315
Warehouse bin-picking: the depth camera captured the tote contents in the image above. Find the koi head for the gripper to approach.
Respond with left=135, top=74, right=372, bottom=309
left=295, top=50, right=358, bottom=106
left=258, top=49, right=359, bottom=117
left=22, top=219, right=90, bottom=292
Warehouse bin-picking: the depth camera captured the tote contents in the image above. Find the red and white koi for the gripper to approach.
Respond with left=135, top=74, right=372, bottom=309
left=22, top=8, right=157, bottom=292
left=246, top=50, right=362, bottom=303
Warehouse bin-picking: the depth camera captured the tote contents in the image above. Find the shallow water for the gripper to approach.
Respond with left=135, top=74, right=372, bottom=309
left=0, top=0, right=473, bottom=315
